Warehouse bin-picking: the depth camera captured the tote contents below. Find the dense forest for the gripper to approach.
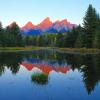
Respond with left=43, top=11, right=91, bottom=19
left=0, top=4, right=100, bottom=48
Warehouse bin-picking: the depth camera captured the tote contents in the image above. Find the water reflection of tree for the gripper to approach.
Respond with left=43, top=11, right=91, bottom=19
left=0, top=52, right=24, bottom=75
left=68, top=54, right=100, bottom=95
left=30, top=50, right=69, bottom=66
left=80, top=55, right=96, bottom=94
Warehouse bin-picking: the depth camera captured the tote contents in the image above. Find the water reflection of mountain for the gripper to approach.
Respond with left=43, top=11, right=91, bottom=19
left=21, top=62, right=71, bottom=74
left=0, top=50, right=100, bottom=94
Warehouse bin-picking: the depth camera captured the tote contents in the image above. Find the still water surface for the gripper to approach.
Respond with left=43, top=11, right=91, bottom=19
left=0, top=49, right=100, bottom=100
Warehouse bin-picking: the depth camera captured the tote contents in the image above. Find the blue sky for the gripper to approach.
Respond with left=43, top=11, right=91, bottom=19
left=0, top=0, right=100, bottom=27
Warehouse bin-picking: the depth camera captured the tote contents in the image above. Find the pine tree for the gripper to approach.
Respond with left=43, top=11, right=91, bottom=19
left=56, top=33, right=64, bottom=47
left=83, top=4, right=98, bottom=48
left=64, top=28, right=79, bottom=48
left=0, top=22, right=6, bottom=47
left=93, top=26, right=100, bottom=48
left=9, top=22, right=24, bottom=47
left=75, top=25, right=86, bottom=48
left=38, top=35, right=44, bottom=46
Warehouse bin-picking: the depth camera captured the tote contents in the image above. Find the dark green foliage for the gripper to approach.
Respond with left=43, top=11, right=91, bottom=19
left=56, top=33, right=64, bottom=47
left=64, top=28, right=79, bottom=48
left=0, top=52, right=23, bottom=75
left=75, top=25, right=86, bottom=48
left=38, top=35, right=45, bottom=46
left=7, top=22, right=24, bottom=47
left=0, top=22, right=24, bottom=47
left=31, top=73, right=48, bottom=85
left=25, top=36, right=32, bottom=46
left=83, top=4, right=99, bottom=48
left=0, top=22, right=5, bottom=47
left=93, top=26, right=100, bottom=48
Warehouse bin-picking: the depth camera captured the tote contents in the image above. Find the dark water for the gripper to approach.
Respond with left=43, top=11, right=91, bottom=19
left=0, top=49, right=100, bottom=100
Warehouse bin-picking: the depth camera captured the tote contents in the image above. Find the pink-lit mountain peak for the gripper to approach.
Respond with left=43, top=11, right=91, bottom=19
left=37, top=17, right=52, bottom=29
left=60, top=19, right=70, bottom=25
left=42, top=17, right=51, bottom=23
left=26, top=21, right=34, bottom=27
left=22, top=21, right=35, bottom=30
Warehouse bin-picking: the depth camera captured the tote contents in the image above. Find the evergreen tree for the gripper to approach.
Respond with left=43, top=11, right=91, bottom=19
left=75, top=25, right=85, bottom=48
left=64, top=28, right=78, bottom=48
left=83, top=4, right=98, bottom=48
left=0, top=22, right=6, bottom=47
left=56, top=33, right=64, bottom=47
left=8, top=22, right=24, bottom=47
left=0, top=22, right=3, bottom=46
left=93, top=14, right=100, bottom=48
left=93, top=26, right=100, bottom=48
left=38, top=35, right=44, bottom=46
left=25, top=36, right=32, bottom=46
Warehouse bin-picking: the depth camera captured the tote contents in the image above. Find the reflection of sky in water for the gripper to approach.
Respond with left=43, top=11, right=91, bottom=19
left=0, top=67, right=100, bottom=100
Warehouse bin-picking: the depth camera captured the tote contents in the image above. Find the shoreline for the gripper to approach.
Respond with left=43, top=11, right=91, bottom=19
left=59, top=48, right=100, bottom=54
left=0, top=47, right=43, bottom=52
left=0, top=47, right=100, bottom=54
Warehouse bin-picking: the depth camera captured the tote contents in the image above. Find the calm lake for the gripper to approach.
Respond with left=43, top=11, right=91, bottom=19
left=0, top=49, right=100, bottom=100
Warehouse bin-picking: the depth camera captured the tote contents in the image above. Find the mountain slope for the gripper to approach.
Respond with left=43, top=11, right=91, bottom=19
left=21, top=17, right=77, bottom=35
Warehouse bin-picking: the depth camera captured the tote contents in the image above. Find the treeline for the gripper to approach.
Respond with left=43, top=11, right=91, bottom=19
left=0, top=4, right=100, bottom=48
left=0, top=22, right=24, bottom=47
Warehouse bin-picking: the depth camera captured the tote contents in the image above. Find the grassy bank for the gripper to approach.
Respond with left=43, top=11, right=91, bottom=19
left=0, top=46, right=100, bottom=54
left=0, top=46, right=45, bottom=52
left=59, top=48, right=100, bottom=54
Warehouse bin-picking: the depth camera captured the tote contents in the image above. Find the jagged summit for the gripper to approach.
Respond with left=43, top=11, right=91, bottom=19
left=22, top=21, right=35, bottom=31
left=21, top=17, right=76, bottom=35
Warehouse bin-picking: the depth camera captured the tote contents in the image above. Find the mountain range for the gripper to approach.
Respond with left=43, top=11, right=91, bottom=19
left=21, top=17, right=76, bottom=35
left=21, top=61, right=71, bottom=74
